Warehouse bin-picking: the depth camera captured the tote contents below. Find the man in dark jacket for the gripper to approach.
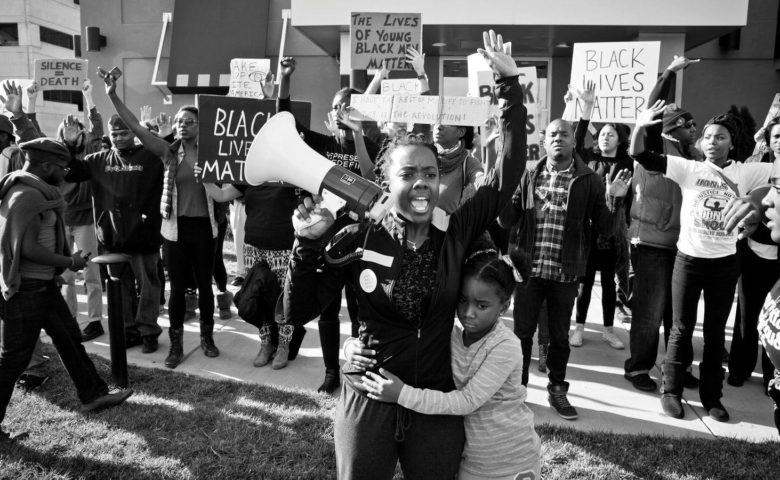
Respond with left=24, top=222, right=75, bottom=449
left=502, top=118, right=628, bottom=420
left=66, top=114, right=164, bottom=353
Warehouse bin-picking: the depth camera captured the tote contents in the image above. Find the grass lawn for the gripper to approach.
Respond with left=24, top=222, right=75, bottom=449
left=1, top=345, right=778, bottom=480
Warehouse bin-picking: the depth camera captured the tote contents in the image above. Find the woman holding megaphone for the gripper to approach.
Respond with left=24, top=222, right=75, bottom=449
left=284, top=31, right=526, bottom=480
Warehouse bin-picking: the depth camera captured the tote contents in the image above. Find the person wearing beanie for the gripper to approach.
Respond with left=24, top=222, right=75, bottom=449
left=0, top=137, right=132, bottom=442
left=631, top=100, right=774, bottom=424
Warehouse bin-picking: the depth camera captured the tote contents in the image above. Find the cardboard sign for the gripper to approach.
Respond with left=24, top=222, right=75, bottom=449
left=568, top=41, right=660, bottom=123
left=34, top=59, right=87, bottom=91
left=350, top=94, right=394, bottom=122
left=227, top=58, right=272, bottom=98
left=381, top=79, right=422, bottom=95
left=439, top=97, right=491, bottom=126
left=391, top=95, right=440, bottom=124
left=350, top=12, right=422, bottom=70
left=753, top=93, right=780, bottom=156
left=197, top=95, right=311, bottom=184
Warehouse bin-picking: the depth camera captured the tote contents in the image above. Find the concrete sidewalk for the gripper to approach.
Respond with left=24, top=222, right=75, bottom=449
left=72, top=277, right=779, bottom=444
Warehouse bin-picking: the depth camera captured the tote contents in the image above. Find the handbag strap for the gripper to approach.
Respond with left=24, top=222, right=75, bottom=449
left=703, top=161, right=740, bottom=197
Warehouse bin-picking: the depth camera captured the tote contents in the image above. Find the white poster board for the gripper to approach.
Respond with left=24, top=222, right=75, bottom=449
left=349, top=94, right=394, bottom=122
left=568, top=41, right=660, bottom=123
left=34, top=59, right=88, bottom=91
left=381, top=79, right=422, bottom=95
left=350, top=12, right=422, bottom=70
left=227, top=58, right=272, bottom=98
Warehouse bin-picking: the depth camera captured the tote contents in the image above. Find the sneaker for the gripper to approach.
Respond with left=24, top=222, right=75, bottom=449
left=272, top=343, right=290, bottom=370
left=81, top=321, right=105, bottom=342
left=684, top=370, right=699, bottom=389
left=569, top=327, right=584, bottom=347
left=703, top=400, right=730, bottom=422
left=548, top=384, right=578, bottom=420
left=141, top=336, right=158, bottom=354
left=661, top=394, right=684, bottom=419
left=537, top=344, right=548, bottom=373
left=624, top=373, right=657, bottom=392
left=16, top=373, right=49, bottom=392
left=253, top=343, right=276, bottom=367
left=317, top=368, right=341, bottom=394
left=726, top=373, right=745, bottom=387
left=81, top=389, right=133, bottom=413
left=602, top=330, right=625, bottom=350
left=231, top=276, right=244, bottom=287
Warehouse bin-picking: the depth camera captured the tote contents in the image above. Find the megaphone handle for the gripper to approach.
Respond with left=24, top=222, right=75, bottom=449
left=292, top=212, right=325, bottom=236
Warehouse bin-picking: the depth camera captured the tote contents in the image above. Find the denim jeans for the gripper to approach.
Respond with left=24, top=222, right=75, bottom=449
left=729, top=241, right=780, bottom=382
left=662, top=253, right=739, bottom=403
left=0, top=280, right=108, bottom=423
left=624, top=245, right=675, bottom=375
left=514, top=277, right=578, bottom=385
left=61, top=224, right=103, bottom=323
left=112, top=252, right=163, bottom=339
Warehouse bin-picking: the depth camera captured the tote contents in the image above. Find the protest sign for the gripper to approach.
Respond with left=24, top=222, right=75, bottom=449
left=438, top=96, right=490, bottom=126
left=381, top=78, right=422, bottom=95
left=753, top=93, right=780, bottom=156
left=568, top=41, right=660, bottom=123
left=34, top=59, right=87, bottom=91
left=391, top=95, right=440, bottom=124
left=350, top=94, right=394, bottom=122
left=197, top=95, right=311, bottom=184
left=350, top=12, right=422, bottom=70
left=227, top=59, right=272, bottom=98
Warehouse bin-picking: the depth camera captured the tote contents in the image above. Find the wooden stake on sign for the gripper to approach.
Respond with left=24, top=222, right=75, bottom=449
left=276, top=9, right=291, bottom=85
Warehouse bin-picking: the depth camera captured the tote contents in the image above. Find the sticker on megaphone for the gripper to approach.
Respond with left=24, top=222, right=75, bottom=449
left=292, top=190, right=346, bottom=236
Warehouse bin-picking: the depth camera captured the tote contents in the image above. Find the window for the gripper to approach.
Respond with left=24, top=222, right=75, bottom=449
left=43, top=91, right=84, bottom=111
left=0, top=24, right=19, bottom=46
left=39, top=25, right=74, bottom=49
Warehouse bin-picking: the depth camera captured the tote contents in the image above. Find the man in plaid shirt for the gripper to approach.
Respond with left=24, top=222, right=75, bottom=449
left=502, top=119, right=630, bottom=420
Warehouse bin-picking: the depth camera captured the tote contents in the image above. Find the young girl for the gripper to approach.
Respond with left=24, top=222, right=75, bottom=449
left=361, top=248, right=541, bottom=480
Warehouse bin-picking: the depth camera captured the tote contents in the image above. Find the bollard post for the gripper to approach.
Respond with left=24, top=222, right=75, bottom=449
left=91, top=253, right=132, bottom=388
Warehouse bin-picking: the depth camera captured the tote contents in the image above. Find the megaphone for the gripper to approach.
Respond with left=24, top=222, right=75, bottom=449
left=245, top=111, right=391, bottom=226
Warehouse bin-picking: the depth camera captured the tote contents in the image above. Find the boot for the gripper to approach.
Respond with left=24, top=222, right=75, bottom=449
left=272, top=342, right=290, bottom=370
left=165, top=327, right=184, bottom=368
left=253, top=341, right=276, bottom=367
left=216, top=291, right=233, bottom=320
left=200, top=321, right=220, bottom=357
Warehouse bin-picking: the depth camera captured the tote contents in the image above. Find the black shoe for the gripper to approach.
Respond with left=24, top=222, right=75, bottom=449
left=81, top=389, right=133, bottom=413
left=142, top=336, right=158, bottom=354
left=548, top=384, right=577, bottom=420
left=200, top=335, right=220, bottom=358
left=81, top=321, right=105, bottom=342
left=125, top=335, right=143, bottom=349
left=317, top=368, right=341, bottom=394
left=16, top=373, right=48, bottom=392
left=703, top=400, right=730, bottom=422
left=230, top=276, right=244, bottom=287
left=661, top=394, right=685, bottom=419
left=727, top=373, right=745, bottom=387
left=625, top=373, right=657, bottom=392
left=684, top=371, right=699, bottom=389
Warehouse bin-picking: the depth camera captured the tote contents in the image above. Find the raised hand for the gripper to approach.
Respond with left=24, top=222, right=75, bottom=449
left=156, top=112, right=173, bottom=138
left=635, top=100, right=666, bottom=129
left=140, top=105, right=153, bottom=124
left=1, top=81, right=24, bottom=115
left=335, top=105, right=360, bottom=132
left=667, top=55, right=700, bottom=73
left=477, top=30, right=519, bottom=78
left=260, top=71, right=275, bottom=99
left=61, top=114, right=83, bottom=144
left=606, top=168, right=632, bottom=197
left=26, top=81, right=40, bottom=103
left=279, top=57, right=296, bottom=78
left=405, top=47, right=425, bottom=75
left=323, top=111, right=339, bottom=136
left=97, top=66, right=117, bottom=95
left=373, top=59, right=390, bottom=81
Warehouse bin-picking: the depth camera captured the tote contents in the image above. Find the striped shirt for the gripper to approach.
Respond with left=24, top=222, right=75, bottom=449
left=532, top=162, right=575, bottom=282
left=398, top=320, right=541, bottom=478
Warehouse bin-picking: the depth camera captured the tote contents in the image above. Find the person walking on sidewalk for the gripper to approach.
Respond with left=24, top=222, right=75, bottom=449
left=0, top=138, right=132, bottom=442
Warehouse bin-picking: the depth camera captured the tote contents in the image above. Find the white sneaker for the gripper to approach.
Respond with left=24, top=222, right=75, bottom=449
left=569, top=328, right=584, bottom=347
left=602, top=330, right=625, bottom=349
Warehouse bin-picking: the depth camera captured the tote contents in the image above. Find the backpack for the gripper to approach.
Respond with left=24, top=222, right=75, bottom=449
left=233, top=259, right=281, bottom=329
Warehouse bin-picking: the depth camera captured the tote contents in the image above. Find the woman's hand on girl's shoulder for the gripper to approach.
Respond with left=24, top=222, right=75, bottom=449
left=362, top=369, right=404, bottom=403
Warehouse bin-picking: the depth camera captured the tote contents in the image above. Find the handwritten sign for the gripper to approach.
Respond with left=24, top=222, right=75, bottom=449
left=391, top=95, right=440, bottom=124
left=34, top=59, right=87, bottom=91
left=197, top=95, right=311, bottom=184
left=439, top=97, right=491, bottom=126
left=350, top=12, right=422, bottom=70
left=753, top=93, right=780, bottom=156
left=381, top=79, right=422, bottom=95
left=227, top=59, right=272, bottom=98
left=350, top=94, right=394, bottom=122
left=568, top=41, right=660, bottom=123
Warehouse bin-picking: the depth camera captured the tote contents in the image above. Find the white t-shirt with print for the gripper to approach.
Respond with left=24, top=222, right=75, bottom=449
left=666, top=155, right=773, bottom=258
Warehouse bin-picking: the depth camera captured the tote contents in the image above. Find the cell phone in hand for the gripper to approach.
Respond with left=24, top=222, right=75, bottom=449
left=108, top=67, right=122, bottom=80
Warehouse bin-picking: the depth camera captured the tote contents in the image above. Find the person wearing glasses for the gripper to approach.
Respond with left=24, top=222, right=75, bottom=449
left=97, top=68, right=220, bottom=369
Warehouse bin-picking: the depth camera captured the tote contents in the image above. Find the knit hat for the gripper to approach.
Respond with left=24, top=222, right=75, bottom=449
left=0, top=115, right=13, bottom=137
left=108, top=114, right=130, bottom=131
left=703, top=114, right=740, bottom=143
left=19, top=137, right=71, bottom=163
left=663, top=103, right=695, bottom=133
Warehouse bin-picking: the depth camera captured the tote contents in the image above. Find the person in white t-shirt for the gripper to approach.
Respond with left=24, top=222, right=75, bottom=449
left=630, top=100, right=774, bottom=423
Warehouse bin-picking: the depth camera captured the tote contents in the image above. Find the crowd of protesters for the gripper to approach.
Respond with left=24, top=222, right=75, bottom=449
left=0, top=26, right=779, bottom=479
